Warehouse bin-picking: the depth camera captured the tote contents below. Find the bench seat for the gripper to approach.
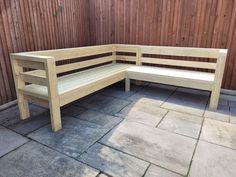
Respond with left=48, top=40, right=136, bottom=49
left=22, top=63, right=132, bottom=102
left=126, top=66, right=215, bottom=91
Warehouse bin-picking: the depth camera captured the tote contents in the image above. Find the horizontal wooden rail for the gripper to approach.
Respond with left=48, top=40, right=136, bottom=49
left=56, top=56, right=114, bottom=74
left=26, top=45, right=116, bottom=61
left=140, top=46, right=222, bottom=58
left=116, top=44, right=139, bottom=53
left=141, top=57, right=217, bottom=69
left=18, top=60, right=45, bottom=70
left=11, top=54, right=53, bottom=62
left=20, top=73, right=47, bottom=86
left=116, top=55, right=137, bottom=62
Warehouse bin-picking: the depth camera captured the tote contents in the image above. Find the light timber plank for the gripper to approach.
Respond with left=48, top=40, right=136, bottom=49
left=11, top=58, right=30, bottom=120
left=141, top=57, right=217, bottom=69
left=56, top=56, right=114, bottom=74
left=45, top=58, right=62, bottom=132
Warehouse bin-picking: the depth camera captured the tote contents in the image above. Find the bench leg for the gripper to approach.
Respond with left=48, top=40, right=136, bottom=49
left=125, top=78, right=130, bottom=92
left=209, top=89, right=220, bottom=111
left=49, top=100, right=62, bottom=132
left=18, top=94, right=30, bottom=120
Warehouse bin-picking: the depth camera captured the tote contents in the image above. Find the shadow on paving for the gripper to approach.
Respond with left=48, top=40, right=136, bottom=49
left=0, top=83, right=236, bottom=177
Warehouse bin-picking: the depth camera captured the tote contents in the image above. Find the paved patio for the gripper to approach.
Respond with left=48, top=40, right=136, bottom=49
left=0, top=82, right=236, bottom=177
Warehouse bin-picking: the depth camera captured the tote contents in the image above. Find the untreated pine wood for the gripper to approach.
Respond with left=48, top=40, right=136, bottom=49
left=45, top=58, right=62, bottom=132
left=11, top=44, right=227, bottom=132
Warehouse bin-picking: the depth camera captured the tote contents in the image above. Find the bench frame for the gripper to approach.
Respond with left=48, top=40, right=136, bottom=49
left=11, top=44, right=227, bottom=132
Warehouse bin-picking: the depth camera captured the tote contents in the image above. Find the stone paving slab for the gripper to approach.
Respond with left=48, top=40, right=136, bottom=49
left=158, top=111, right=203, bottom=138
left=62, top=105, right=87, bottom=117
left=229, top=100, right=236, bottom=108
left=28, top=116, right=112, bottom=158
left=189, top=141, right=236, bottom=177
left=0, top=126, right=29, bottom=157
left=99, top=98, right=131, bottom=115
left=8, top=112, right=50, bottom=135
left=76, top=110, right=123, bottom=129
left=100, top=121, right=196, bottom=176
left=97, top=173, right=110, bottom=177
left=117, top=98, right=167, bottom=127
left=144, top=165, right=183, bottom=177
left=0, top=141, right=99, bottom=177
left=74, top=94, right=130, bottom=115
left=128, top=84, right=176, bottom=103
left=79, top=143, right=149, bottom=177
left=161, top=88, right=209, bottom=116
left=200, top=118, right=236, bottom=150
left=74, top=94, right=114, bottom=110
left=204, top=104, right=230, bottom=122
left=230, top=108, right=236, bottom=124
left=98, top=86, right=136, bottom=99
left=0, top=104, right=48, bottom=126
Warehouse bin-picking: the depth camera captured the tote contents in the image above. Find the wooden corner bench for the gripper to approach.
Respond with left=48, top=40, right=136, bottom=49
left=11, top=44, right=227, bottom=132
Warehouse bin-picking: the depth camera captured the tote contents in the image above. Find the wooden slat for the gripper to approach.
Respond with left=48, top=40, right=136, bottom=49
left=56, top=56, right=114, bottom=74
left=60, top=71, right=126, bottom=106
left=140, top=46, right=221, bottom=59
left=11, top=54, right=52, bottom=62
left=20, top=73, right=47, bottom=86
left=18, top=60, right=45, bottom=70
left=141, top=57, right=217, bottom=69
left=116, top=44, right=139, bottom=53
left=27, top=44, right=116, bottom=61
left=116, top=55, right=137, bottom=62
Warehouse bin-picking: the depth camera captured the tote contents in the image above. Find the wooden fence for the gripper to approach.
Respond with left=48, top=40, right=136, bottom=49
left=1, top=0, right=236, bottom=105
left=0, top=0, right=90, bottom=105
left=89, top=0, right=236, bottom=90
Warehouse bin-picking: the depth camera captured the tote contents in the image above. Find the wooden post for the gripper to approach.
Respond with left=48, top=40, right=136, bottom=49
left=125, top=77, right=130, bottom=92
left=136, top=46, right=142, bottom=85
left=209, top=49, right=227, bottom=110
left=11, top=58, right=30, bottom=119
left=45, top=58, right=62, bottom=132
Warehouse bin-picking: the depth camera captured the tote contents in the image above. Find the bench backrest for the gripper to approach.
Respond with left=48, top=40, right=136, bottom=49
left=24, top=45, right=116, bottom=74
left=116, top=44, right=227, bottom=71
left=11, top=44, right=227, bottom=90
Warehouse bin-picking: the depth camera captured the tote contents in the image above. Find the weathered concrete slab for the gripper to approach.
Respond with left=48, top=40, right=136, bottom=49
left=162, top=88, right=209, bottom=116
left=200, top=118, right=236, bottom=149
left=74, top=94, right=130, bottom=115
left=0, top=141, right=99, bottom=177
left=100, top=121, right=196, bottom=175
left=98, top=86, right=136, bottom=99
left=74, top=94, right=114, bottom=110
left=230, top=107, right=236, bottom=124
left=28, top=116, right=112, bottom=158
left=8, top=112, right=50, bottom=135
left=204, top=104, right=230, bottom=122
left=97, top=173, right=110, bottom=177
left=158, top=111, right=203, bottom=138
left=189, top=141, right=236, bottom=177
left=128, top=84, right=176, bottom=103
left=0, top=104, right=48, bottom=126
left=144, top=165, right=183, bottom=177
left=62, top=105, right=87, bottom=117
left=0, top=126, right=29, bottom=157
left=76, top=110, right=122, bottom=129
left=79, top=143, right=149, bottom=177
left=117, top=98, right=167, bottom=127
left=100, top=98, right=131, bottom=115
left=229, top=100, right=236, bottom=108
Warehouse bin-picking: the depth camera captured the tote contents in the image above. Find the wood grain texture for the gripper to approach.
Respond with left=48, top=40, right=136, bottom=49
left=89, top=0, right=236, bottom=90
